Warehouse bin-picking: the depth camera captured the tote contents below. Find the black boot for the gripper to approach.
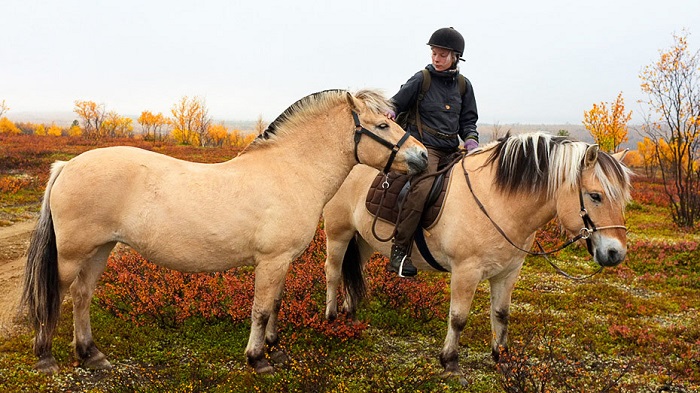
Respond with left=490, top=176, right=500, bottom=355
left=389, top=244, right=417, bottom=277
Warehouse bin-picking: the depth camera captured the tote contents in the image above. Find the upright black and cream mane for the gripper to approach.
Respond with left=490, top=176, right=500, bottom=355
left=483, top=132, right=632, bottom=203
left=248, top=89, right=394, bottom=147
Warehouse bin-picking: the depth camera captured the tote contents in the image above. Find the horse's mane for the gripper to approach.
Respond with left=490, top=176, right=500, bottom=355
left=482, top=132, right=632, bottom=203
left=244, top=89, right=393, bottom=151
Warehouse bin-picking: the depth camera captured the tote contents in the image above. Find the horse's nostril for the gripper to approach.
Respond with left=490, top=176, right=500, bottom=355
left=605, top=248, right=625, bottom=266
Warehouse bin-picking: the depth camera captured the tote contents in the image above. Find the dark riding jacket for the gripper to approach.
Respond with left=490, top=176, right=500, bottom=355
left=391, top=64, right=478, bottom=151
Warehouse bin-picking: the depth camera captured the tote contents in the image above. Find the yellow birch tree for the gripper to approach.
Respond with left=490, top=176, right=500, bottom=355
left=47, top=124, right=63, bottom=137
left=0, top=117, right=21, bottom=134
left=170, top=96, right=211, bottom=146
left=138, top=111, right=168, bottom=141
left=74, top=100, right=106, bottom=139
left=582, top=92, right=631, bottom=153
left=640, top=30, right=700, bottom=227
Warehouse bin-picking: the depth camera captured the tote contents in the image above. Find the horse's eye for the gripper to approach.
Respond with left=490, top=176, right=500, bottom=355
left=589, top=193, right=602, bottom=203
left=377, top=123, right=389, bottom=130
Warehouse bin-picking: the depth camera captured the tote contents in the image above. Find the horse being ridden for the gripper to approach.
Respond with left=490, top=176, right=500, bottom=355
left=21, top=89, right=428, bottom=374
left=323, top=132, right=632, bottom=380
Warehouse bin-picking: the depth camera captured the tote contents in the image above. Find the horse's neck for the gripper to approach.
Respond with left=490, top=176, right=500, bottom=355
left=240, top=117, right=357, bottom=202
left=468, top=161, right=558, bottom=243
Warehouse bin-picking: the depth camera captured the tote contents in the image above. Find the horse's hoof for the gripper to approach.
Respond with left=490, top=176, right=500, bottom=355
left=250, top=357, right=274, bottom=374
left=255, top=363, right=275, bottom=374
left=441, top=370, right=468, bottom=387
left=83, top=354, right=112, bottom=370
left=269, top=349, right=289, bottom=365
left=35, top=357, right=59, bottom=374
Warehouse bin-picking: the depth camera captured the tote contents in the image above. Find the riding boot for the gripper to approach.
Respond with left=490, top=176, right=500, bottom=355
left=389, top=244, right=417, bottom=277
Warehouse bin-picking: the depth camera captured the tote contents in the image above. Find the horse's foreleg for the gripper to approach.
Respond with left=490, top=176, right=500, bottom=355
left=245, top=259, right=290, bottom=374
left=440, top=269, right=480, bottom=380
left=264, top=297, right=289, bottom=364
left=70, top=246, right=113, bottom=370
left=488, top=267, right=521, bottom=363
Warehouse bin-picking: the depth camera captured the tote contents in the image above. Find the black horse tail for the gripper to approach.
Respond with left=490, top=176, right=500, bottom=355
left=342, top=234, right=367, bottom=312
left=20, top=161, right=65, bottom=358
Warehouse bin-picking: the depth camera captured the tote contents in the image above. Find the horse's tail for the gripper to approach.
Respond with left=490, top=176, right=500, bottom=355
left=342, top=234, right=367, bottom=309
left=20, top=161, right=66, bottom=356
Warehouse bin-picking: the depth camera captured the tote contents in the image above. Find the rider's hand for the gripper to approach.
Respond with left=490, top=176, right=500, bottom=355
left=463, top=139, right=478, bottom=152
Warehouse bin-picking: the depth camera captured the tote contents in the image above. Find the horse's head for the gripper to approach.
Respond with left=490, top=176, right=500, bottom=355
left=347, top=90, right=428, bottom=175
left=556, top=145, right=632, bottom=267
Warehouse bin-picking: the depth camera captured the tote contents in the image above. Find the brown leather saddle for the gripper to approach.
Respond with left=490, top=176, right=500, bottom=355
left=365, top=166, right=453, bottom=230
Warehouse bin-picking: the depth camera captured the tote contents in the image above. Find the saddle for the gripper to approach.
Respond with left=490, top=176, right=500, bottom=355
left=365, top=166, right=453, bottom=230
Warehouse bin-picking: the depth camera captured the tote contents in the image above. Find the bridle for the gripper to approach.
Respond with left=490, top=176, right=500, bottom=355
left=352, top=111, right=411, bottom=175
left=462, top=157, right=627, bottom=280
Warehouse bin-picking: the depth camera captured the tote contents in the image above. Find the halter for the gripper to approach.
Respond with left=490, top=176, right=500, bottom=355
left=576, top=171, right=628, bottom=256
left=463, top=157, right=627, bottom=279
left=352, top=111, right=411, bottom=175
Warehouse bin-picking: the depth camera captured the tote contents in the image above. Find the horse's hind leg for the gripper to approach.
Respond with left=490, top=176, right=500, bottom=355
left=324, top=230, right=355, bottom=321
left=488, top=266, right=521, bottom=362
left=70, top=243, right=115, bottom=370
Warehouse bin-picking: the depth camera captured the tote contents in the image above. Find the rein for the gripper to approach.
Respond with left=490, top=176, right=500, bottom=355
left=352, top=111, right=411, bottom=175
left=461, top=158, right=627, bottom=280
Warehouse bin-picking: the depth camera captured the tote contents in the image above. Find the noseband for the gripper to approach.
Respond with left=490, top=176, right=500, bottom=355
left=352, top=111, right=411, bottom=174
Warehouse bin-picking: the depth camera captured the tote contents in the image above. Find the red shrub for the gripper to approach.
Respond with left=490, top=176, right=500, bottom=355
left=96, top=226, right=365, bottom=340
left=364, top=254, right=449, bottom=321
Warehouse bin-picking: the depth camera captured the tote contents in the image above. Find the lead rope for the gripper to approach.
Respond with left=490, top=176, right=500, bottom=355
left=534, top=241, right=603, bottom=280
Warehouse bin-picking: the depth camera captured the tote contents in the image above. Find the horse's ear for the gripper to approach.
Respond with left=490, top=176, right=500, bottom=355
left=584, top=144, right=599, bottom=169
left=611, top=148, right=629, bottom=162
left=346, top=91, right=360, bottom=112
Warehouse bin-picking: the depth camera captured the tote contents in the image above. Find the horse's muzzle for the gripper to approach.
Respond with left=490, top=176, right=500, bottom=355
left=407, top=148, right=429, bottom=175
left=594, top=244, right=627, bottom=267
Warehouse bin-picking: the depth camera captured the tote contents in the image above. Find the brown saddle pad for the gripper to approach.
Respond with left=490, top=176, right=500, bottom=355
left=365, top=168, right=453, bottom=230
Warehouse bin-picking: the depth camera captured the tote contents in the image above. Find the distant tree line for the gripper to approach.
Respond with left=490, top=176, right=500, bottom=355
left=0, top=96, right=260, bottom=148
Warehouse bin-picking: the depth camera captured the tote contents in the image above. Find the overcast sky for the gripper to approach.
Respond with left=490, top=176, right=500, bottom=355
left=2, top=0, right=699, bottom=126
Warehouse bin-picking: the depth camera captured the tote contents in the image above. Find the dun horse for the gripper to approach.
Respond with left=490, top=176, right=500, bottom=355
left=21, top=89, right=428, bottom=374
left=323, top=132, right=632, bottom=380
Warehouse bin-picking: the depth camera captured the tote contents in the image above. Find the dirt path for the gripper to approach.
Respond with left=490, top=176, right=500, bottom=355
left=0, top=220, right=35, bottom=336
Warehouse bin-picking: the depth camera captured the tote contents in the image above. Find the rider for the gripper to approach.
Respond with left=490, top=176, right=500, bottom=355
left=388, top=27, right=479, bottom=277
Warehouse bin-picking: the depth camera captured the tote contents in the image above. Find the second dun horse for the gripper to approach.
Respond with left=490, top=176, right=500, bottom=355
left=21, top=89, right=428, bottom=374
left=323, top=132, right=632, bottom=381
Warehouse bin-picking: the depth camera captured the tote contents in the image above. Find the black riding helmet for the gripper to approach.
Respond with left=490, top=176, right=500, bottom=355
left=427, top=27, right=465, bottom=61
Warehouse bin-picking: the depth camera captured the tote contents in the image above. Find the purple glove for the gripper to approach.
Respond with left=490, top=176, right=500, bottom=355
left=463, top=139, right=478, bottom=152
left=385, top=110, right=396, bottom=120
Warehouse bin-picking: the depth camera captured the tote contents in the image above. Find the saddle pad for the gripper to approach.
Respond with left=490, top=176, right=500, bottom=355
left=365, top=168, right=453, bottom=229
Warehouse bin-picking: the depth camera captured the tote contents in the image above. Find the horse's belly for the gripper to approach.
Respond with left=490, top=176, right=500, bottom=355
left=127, top=235, right=255, bottom=273
left=143, top=248, right=254, bottom=273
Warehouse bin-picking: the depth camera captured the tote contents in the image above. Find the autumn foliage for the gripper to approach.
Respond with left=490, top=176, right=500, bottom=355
left=582, top=92, right=631, bottom=153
